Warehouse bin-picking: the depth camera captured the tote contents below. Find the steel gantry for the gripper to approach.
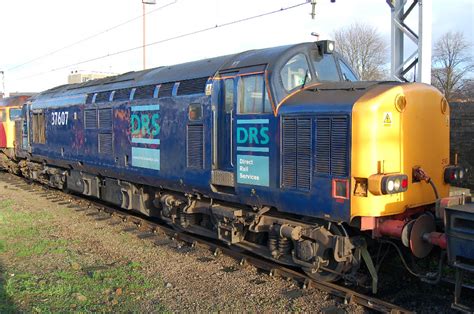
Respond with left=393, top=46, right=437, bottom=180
left=388, top=0, right=432, bottom=83
left=309, top=0, right=432, bottom=83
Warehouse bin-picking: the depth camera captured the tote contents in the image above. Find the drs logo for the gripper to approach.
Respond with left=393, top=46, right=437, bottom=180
left=236, top=119, right=270, bottom=187
left=130, top=112, right=160, bottom=137
left=236, top=126, right=269, bottom=145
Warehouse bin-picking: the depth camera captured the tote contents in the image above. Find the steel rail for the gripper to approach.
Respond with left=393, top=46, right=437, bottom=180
left=0, top=171, right=411, bottom=313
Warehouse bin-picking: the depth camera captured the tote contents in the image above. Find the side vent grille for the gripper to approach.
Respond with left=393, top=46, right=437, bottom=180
left=158, top=83, right=174, bottom=98
left=84, top=109, right=97, bottom=129
left=187, top=125, right=204, bottom=169
left=281, top=117, right=312, bottom=190
left=315, top=118, right=330, bottom=174
left=98, top=108, right=112, bottom=129
left=282, top=118, right=297, bottom=189
left=296, top=118, right=312, bottom=190
left=315, top=116, right=349, bottom=177
left=331, top=117, right=349, bottom=177
left=177, top=77, right=208, bottom=96
left=98, top=133, right=113, bottom=155
left=134, top=85, right=156, bottom=100
left=114, top=88, right=132, bottom=101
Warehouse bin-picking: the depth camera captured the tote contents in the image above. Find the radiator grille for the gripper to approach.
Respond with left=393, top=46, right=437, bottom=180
left=98, top=133, right=113, bottom=155
left=296, top=118, right=312, bottom=190
left=98, top=108, right=112, bottom=129
left=187, top=124, right=204, bottom=169
left=282, top=118, right=296, bottom=188
left=177, top=77, right=208, bottom=96
left=315, top=118, right=330, bottom=174
left=84, top=109, right=97, bottom=129
left=281, top=117, right=312, bottom=190
left=315, top=116, right=349, bottom=177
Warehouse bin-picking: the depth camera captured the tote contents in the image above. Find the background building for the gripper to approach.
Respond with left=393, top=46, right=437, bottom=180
left=67, top=70, right=116, bottom=84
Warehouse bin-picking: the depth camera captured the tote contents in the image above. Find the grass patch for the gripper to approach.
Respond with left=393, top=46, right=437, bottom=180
left=0, top=240, right=5, bottom=253
left=0, top=198, right=167, bottom=312
left=3, top=261, right=164, bottom=312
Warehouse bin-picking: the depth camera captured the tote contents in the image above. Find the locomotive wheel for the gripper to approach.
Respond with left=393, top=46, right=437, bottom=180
left=302, top=223, right=350, bottom=282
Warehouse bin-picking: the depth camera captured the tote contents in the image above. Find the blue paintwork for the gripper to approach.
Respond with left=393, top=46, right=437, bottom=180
left=28, top=90, right=355, bottom=223
left=26, top=42, right=366, bottom=223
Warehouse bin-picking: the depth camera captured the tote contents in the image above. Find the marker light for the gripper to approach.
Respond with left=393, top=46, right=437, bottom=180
left=444, top=166, right=466, bottom=184
left=401, top=178, right=408, bottom=189
left=327, top=41, right=335, bottom=52
left=316, top=40, right=335, bottom=54
left=368, top=174, right=409, bottom=195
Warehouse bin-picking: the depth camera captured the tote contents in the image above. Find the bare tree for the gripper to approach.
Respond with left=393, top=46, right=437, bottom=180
left=431, top=31, right=473, bottom=102
left=455, top=79, right=474, bottom=102
left=333, top=22, right=388, bottom=81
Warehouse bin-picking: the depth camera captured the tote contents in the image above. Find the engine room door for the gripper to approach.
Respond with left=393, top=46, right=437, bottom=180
left=211, top=77, right=236, bottom=188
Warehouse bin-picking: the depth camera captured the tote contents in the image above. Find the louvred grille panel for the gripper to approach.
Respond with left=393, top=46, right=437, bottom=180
left=315, top=116, right=349, bottom=177
left=187, top=124, right=204, bottom=169
left=282, top=117, right=312, bottom=190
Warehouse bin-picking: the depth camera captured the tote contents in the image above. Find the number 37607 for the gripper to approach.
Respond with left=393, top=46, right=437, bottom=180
left=51, top=111, right=69, bottom=126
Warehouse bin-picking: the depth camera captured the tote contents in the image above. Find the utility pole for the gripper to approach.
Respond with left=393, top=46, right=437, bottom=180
left=0, top=71, right=5, bottom=99
left=142, top=0, right=156, bottom=70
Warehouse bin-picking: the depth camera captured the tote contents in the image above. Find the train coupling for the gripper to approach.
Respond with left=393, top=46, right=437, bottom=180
left=374, top=214, right=447, bottom=258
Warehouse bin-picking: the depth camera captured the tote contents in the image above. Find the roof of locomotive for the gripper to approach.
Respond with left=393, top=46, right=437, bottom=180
left=31, top=42, right=322, bottom=104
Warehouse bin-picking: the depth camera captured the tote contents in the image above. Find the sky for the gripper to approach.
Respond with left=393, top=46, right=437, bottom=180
left=0, top=0, right=473, bottom=93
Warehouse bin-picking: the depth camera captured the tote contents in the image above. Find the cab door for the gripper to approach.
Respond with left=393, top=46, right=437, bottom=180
left=211, top=65, right=273, bottom=191
left=211, top=75, right=236, bottom=188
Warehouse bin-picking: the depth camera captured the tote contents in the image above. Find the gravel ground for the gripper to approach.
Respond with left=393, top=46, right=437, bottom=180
left=0, top=172, right=366, bottom=313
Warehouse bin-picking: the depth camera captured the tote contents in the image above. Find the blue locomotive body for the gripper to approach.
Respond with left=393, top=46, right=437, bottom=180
left=26, top=42, right=356, bottom=222
left=7, top=40, right=470, bottom=288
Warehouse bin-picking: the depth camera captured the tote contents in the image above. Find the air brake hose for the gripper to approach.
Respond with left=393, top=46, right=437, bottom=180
left=413, top=166, right=440, bottom=209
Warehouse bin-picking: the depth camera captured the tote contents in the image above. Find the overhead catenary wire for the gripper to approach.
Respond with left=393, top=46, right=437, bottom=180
left=7, top=0, right=178, bottom=72
left=17, top=1, right=308, bottom=81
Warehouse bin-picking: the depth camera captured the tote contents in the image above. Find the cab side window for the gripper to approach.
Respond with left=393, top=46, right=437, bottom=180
left=32, top=112, right=46, bottom=144
left=339, top=60, right=358, bottom=81
left=280, top=53, right=311, bottom=91
left=0, top=109, right=5, bottom=122
left=237, top=74, right=271, bottom=114
left=9, top=109, right=22, bottom=120
left=224, top=78, right=234, bottom=113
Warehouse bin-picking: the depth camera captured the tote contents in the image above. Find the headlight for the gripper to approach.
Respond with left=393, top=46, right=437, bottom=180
left=394, top=178, right=401, bottom=191
left=387, top=179, right=395, bottom=192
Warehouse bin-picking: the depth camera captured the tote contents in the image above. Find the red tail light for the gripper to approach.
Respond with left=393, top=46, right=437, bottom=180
left=402, top=178, right=408, bottom=189
left=444, top=166, right=466, bottom=184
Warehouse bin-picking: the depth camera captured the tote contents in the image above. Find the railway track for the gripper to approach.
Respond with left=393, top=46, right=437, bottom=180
left=0, top=171, right=410, bottom=313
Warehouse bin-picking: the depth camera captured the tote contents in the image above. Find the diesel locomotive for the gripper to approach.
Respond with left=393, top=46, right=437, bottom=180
left=1, top=40, right=472, bottom=290
left=0, top=95, right=32, bottom=171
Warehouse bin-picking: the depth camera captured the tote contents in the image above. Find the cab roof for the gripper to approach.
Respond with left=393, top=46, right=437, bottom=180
left=33, top=42, right=329, bottom=102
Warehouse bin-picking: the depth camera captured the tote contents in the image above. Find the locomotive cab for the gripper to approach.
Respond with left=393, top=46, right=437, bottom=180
left=0, top=95, right=31, bottom=153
